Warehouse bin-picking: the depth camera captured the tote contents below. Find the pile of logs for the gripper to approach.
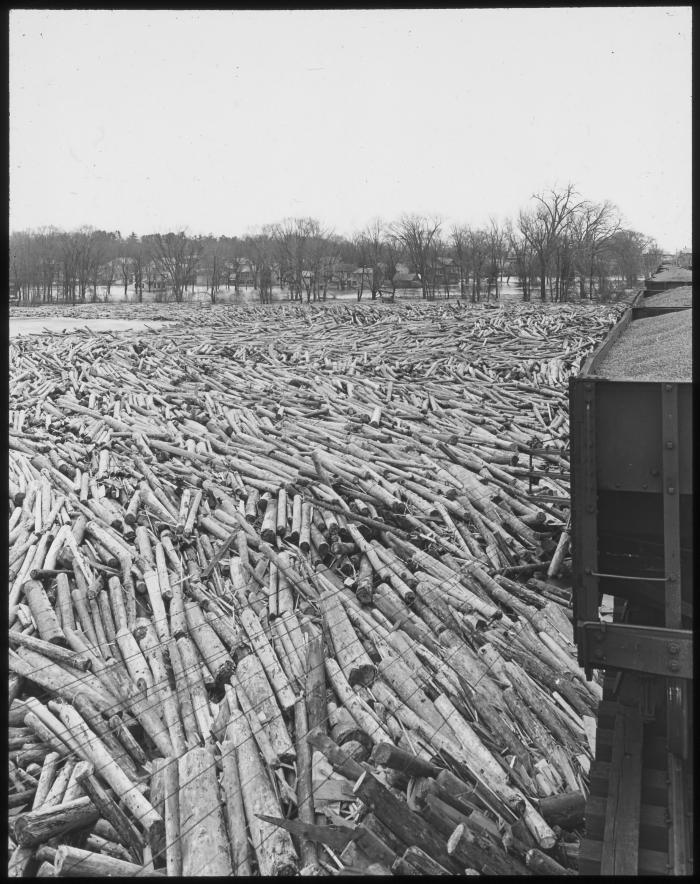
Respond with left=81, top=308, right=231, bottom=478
left=9, top=299, right=623, bottom=876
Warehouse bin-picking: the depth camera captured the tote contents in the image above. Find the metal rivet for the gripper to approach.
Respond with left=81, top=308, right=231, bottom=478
left=666, top=441, right=674, bottom=449
left=668, top=486, right=675, bottom=494
left=642, top=483, right=648, bottom=489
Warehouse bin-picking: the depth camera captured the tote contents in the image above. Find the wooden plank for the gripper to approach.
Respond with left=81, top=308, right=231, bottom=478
left=661, top=383, right=682, bottom=629
left=600, top=706, right=643, bottom=875
left=596, top=730, right=666, bottom=769
left=589, top=761, right=667, bottom=805
left=667, top=751, right=692, bottom=875
left=585, top=797, right=668, bottom=853
left=580, top=839, right=669, bottom=877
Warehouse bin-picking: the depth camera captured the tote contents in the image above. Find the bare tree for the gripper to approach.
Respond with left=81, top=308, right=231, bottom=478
left=485, top=219, right=507, bottom=300
left=518, top=184, right=584, bottom=300
left=302, top=220, right=333, bottom=302
left=245, top=230, right=276, bottom=303
left=450, top=226, right=471, bottom=298
left=391, top=214, right=442, bottom=300
left=201, top=236, right=229, bottom=303
left=570, top=200, right=621, bottom=298
left=270, top=218, right=316, bottom=300
left=383, top=234, right=403, bottom=297
left=150, top=231, right=203, bottom=302
left=353, top=220, right=388, bottom=300
left=466, top=228, right=489, bottom=302
left=505, top=220, right=535, bottom=302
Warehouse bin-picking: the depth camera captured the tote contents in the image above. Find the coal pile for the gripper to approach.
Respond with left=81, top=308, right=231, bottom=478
left=595, top=309, right=692, bottom=381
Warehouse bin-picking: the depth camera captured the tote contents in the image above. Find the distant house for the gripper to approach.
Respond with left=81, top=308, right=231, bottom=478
left=352, top=267, right=374, bottom=287
left=235, top=260, right=256, bottom=287
left=392, top=269, right=422, bottom=288
left=144, top=262, right=170, bottom=292
left=435, top=256, right=461, bottom=286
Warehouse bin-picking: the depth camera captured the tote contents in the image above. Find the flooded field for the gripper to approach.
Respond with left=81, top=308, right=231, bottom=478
left=9, top=317, right=176, bottom=338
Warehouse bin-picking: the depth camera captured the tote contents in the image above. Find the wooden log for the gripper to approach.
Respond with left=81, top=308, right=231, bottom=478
left=325, top=657, right=391, bottom=745
left=446, top=823, right=530, bottom=875
left=8, top=845, right=37, bottom=878
left=115, top=626, right=153, bottom=694
left=175, top=634, right=213, bottom=743
left=270, top=614, right=304, bottom=687
left=43, top=759, right=75, bottom=807
left=154, top=757, right=181, bottom=875
left=318, top=589, right=376, bottom=686
left=400, top=845, right=453, bottom=875
left=62, top=759, right=91, bottom=804
left=81, top=833, right=132, bottom=863
left=75, top=767, right=143, bottom=864
left=239, top=606, right=296, bottom=711
left=379, top=655, right=457, bottom=742
left=546, top=519, right=570, bottom=578
left=526, top=847, right=575, bottom=875
left=328, top=699, right=371, bottom=756
left=32, top=750, right=61, bottom=808
left=165, top=638, right=200, bottom=748
left=234, top=651, right=296, bottom=761
left=203, top=606, right=251, bottom=663
left=142, top=569, right=171, bottom=646
left=22, top=579, right=66, bottom=645
left=183, top=598, right=234, bottom=685
left=55, top=704, right=163, bottom=841
left=352, top=769, right=458, bottom=870
left=231, top=672, right=281, bottom=769
left=220, top=740, right=253, bottom=876
left=134, top=618, right=187, bottom=756
left=295, top=695, right=321, bottom=873
left=178, top=746, right=233, bottom=876
left=53, top=845, right=164, bottom=877
left=225, top=708, right=298, bottom=876
left=537, top=790, right=586, bottom=829
left=370, top=742, right=439, bottom=778
left=13, top=796, right=100, bottom=846
left=52, top=573, right=76, bottom=632
left=8, top=630, right=91, bottom=671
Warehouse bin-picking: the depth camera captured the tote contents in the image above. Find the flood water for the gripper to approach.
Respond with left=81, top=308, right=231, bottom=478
left=9, top=317, right=175, bottom=338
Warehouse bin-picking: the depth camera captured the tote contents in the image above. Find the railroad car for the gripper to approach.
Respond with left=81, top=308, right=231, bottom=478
left=569, top=267, right=693, bottom=875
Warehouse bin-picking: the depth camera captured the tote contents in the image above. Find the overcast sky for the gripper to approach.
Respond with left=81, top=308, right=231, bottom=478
left=9, top=7, right=692, bottom=250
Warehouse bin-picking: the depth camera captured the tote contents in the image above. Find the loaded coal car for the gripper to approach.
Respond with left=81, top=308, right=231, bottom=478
left=643, top=264, right=692, bottom=294
left=569, top=266, right=692, bottom=875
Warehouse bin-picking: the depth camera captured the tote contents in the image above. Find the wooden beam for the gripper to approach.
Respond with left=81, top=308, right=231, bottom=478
left=600, top=706, right=643, bottom=875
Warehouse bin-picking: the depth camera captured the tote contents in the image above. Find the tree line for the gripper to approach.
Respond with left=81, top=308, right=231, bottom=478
left=10, top=185, right=666, bottom=305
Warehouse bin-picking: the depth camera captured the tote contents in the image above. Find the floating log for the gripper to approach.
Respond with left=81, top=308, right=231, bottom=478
left=178, top=746, right=233, bottom=876
left=53, top=845, right=164, bottom=877
left=8, top=299, right=616, bottom=876
left=225, top=709, right=298, bottom=876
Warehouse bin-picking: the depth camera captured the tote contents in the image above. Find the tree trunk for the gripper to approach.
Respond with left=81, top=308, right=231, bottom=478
left=54, top=845, right=164, bottom=877
left=225, top=709, right=298, bottom=876
left=178, top=747, right=233, bottom=876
